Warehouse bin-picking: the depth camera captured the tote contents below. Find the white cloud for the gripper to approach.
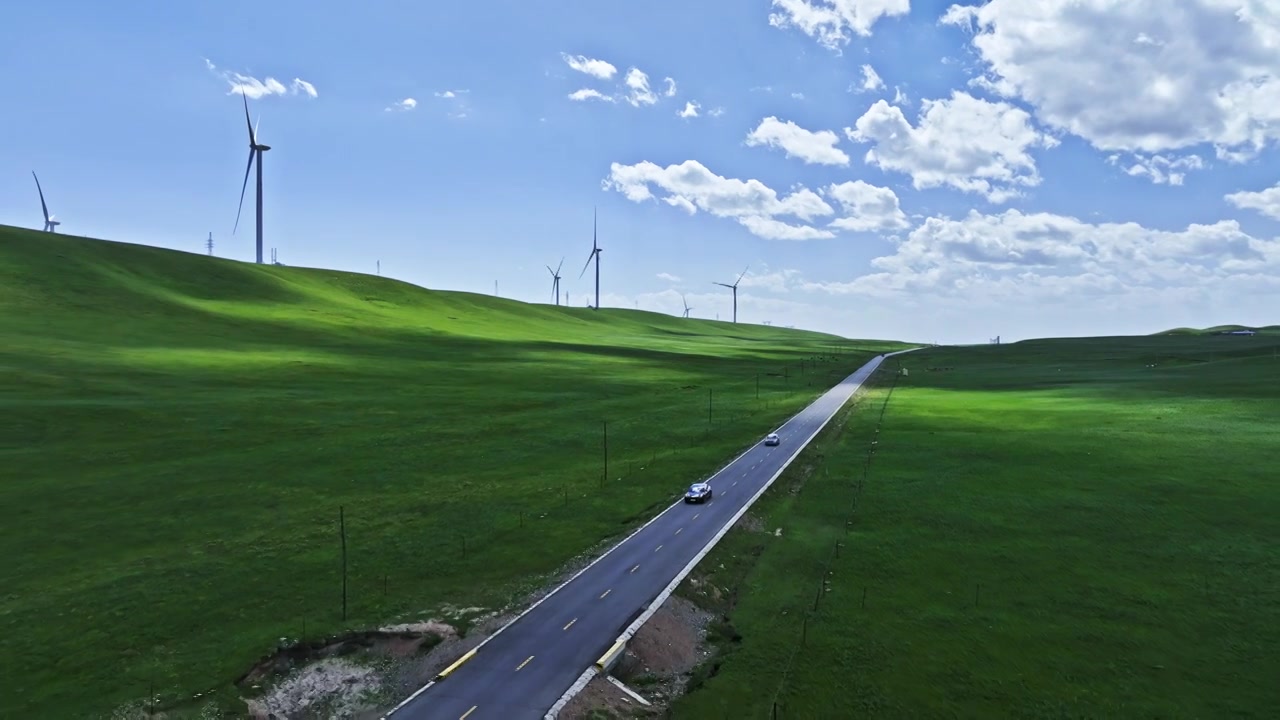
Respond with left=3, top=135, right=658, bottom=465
left=1105, top=153, right=1204, bottom=186
left=385, top=98, right=417, bottom=112
left=823, top=180, right=911, bottom=231
left=1226, top=182, right=1280, bottom=220
left=624, top=68, right=659, bottom=106
left=845, top=91, right=1056, bottom=202
left=603, top=160, right=909, bottom=240
left=205, top=59, right=318, bottom=100
left=663, top=78, right=678, bottom=97
left=792, top=92, right=806, bottom=100
left=709, top=107, right=726, bottom=117
left=941, top=0, right=1280, bottom=160
left=769, top=0, right=911, bottom=51
left=739, top=268, right=804, bottom=293
left=291, top=79, right=317, bottom=98
left=809, top=209, right=1280, bottom=302
left=656, top=272, right=683, bottom=283
left=561, top=53, right=617, bottom=80
left=678, top=101, right=701, bottom=118
left=746, top=116, right=851, bottom=166
left=569, top=88, right=616, bottom=103
left=859, top=64, right=885, bottom=91
left=603, top=159, right=837, bottom=240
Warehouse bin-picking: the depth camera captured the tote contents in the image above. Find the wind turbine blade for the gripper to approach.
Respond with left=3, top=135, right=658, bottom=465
left=233, top=150, right=254, bottom=235
left=735, top=265, right=750, bottom=286
left=713, top=282, right=733, bottom=288
left=556, top=257, right=565, bottom=275
left=578, top=251, right=594, bottom=279
left=32, top=172, right=50, bottom=222
left=592, top=206, right=598, bottom=251
left=547, top=265, right=556, bottom=277
left=254, top=115, right=261, bottom=143
left=243, top=92, right=255, bottom=143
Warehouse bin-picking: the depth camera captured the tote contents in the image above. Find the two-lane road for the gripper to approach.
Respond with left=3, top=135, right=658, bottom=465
left=386, top=354, right=894, bottom=719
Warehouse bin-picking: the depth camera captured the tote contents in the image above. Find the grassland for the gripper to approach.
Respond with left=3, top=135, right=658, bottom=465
left=0, top=225, right=909, bottom=718
left=672, top=332, right=1280, bottom=718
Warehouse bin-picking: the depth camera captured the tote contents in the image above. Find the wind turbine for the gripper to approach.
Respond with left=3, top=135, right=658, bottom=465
left=232, top=92, right=271, bottom=264
left=547, top=257, right=564, bottom=305
left=578, top=207, right=602, bottom=311
left=32, top=172, right=60, bottom=232
left=681, top=293, right=693, bottom=318
left=713, top=265, right=749, bottom=324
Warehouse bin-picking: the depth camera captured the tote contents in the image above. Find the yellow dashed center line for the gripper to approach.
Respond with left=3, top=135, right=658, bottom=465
left=516, top=655, right=534, bottom=671
left=630, top=564, right=640, bottom=574
left=563, top=618, right=577, bottom=630
left=461, top=707, right=477, bottom=720
left=600, top=589, right=611, bottom=599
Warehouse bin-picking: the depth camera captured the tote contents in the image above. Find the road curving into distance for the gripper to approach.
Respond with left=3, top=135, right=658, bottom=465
left=384, top=351, right=909, bottom=720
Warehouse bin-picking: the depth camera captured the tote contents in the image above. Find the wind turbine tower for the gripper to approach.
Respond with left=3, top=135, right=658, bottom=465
left=547, top=257, right=564, bottom=305
left=32, top=172, right=60, bottom=232
left=207, top=232, right=214, bottom=256
left=578, top=207, right=602, bottom=310
left=713, top=265, right=749, bottom=324
left=232, top=92, right=271, bottom=264
left=681, top=293, right=693, bottom=318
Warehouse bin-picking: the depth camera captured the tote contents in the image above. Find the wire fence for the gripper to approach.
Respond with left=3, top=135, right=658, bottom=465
left=765, top=359, right=902, bottom=720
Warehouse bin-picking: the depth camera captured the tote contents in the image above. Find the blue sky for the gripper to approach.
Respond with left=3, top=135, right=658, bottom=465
left=3, top=0, right=1279, bottom=343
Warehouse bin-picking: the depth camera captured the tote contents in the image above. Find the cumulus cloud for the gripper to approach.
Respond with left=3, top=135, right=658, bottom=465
left=769, top=0, right=911, bottom=50
left=1226, top=182, right=1280, bottom=220
left=845, top=91, right=1057, bottom=202
left=824, top=180, right=910, bottom=231
left=603, top=159, right=836, bottom=240
left=806, top=209, right=1280, bottom=302
left=746, top=116, right=850, bottom=166
left=941, top=0, right=1280, bottom=160
left=678, top=101, right=701, bottom=118
left=603, top=159, right=910, bottom=240
left=561, top=56, right=677, bottom=108
left=205, top=58, right=318, bottom=100
left=561, top=53, right=618, bottom=80
left=657, top=272, right=682, bottom=283
left=624, top=68, right=659, bottom=106
left=385, top=98, right=417, bottom=112
left=569, top=88, right=615, bottom=103
left=1106, top=153, right=1204, bottom=186
left=858, top=64, right=885, bottom=91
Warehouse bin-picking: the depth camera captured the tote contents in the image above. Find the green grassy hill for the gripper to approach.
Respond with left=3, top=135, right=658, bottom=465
left=0, top=225, right=908, bottom=717
left=671, top=334, right=1280, bottom=718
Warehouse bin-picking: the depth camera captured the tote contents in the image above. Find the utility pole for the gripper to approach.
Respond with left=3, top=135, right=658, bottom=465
left=376, top=260, right=380, bottom=276
left=339, top=506, right=348, bottom=621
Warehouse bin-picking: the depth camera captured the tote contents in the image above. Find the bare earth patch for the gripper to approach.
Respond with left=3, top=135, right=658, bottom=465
left=561, top=595, right=715, bottom=717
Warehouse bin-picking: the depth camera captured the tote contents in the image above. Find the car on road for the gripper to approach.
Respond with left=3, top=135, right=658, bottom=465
left=764, top=432, right=780, bottom=446
left=684, top=482, right=713, bottom=503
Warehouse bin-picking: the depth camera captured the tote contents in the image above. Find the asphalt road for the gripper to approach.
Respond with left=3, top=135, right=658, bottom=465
left=386, top=354, right=891, bottom=720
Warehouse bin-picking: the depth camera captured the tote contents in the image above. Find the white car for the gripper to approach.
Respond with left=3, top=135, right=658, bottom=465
left=764, top=433, right=780, bottom=446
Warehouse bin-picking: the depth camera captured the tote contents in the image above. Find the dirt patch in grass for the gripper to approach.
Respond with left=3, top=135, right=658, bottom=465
left=558, top=676, right=653, bottom=720
left=562, top=594, right=716, bottom=718
left=734, top=512, right=765, bottom=533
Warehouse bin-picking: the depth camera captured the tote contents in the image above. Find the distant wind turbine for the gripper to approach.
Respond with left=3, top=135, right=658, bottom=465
left=578, top=207, right=602, bottom=310
left=32, top=172, right=60, bottom=232
left=547, top=257, right=564, bottom=305
left=681, top=293, right=693, bottom=318
left=713, top=265, right=749, bottom=324
left=232, top=92, right=271, bottom=264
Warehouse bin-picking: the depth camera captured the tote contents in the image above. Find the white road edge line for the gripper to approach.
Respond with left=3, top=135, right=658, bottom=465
left=382, top=353, right=867, bottom=718
left=545, top=349, right=917, bottom=718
